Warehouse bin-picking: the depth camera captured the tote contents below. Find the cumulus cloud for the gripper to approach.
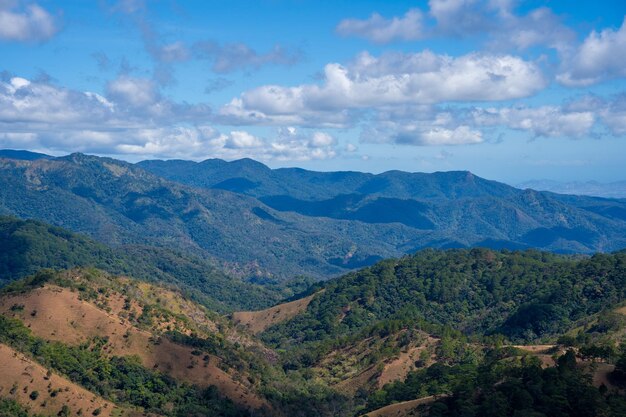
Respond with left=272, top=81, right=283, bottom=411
left=0, top=74, right=340, bottom=161
left=336, top=9, right=424, bottom=43
left=193, top=41, right=302, bottom=73
left=221, top=50, right=545, bottom=126
left=0, top=74, right=209, bottom=135
left=0, top=1, right=59, bottom=42
left=472, top=106, right=596, bottom=138
left=218, top=97, right=355, bottom=128
left=557, top=18, right=626, bottom=86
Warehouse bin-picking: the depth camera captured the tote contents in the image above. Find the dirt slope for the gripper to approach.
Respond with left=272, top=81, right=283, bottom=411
left=0, top=343, right=122, bottom=417
left=232, top=292, right=320, bottom=334
left=360, top=395, right=442, bottom=417
left=378, top=337, right=438, bottom=388
left=0, top=285, right=267, bottom=411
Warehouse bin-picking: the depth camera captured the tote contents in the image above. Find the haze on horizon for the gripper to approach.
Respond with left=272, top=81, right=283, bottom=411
left=1, top=0, right=625, bottom=184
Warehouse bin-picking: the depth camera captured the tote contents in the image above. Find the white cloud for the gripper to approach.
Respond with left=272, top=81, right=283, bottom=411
left=87, top=127, right=339, bottom=162
left=223, top=51, right=545, bottom=126
left=0, top=1, right=59, bottom=42
left=362, top=115, right=483, bottom=146
left=336, top=9, right=424, bottom=43
left=218, top=97, right=355, bottom=128
left=0, top=76, right=115, bottom=125
left=310, top=131, right=336, bottom=147
left=225, top=130, right=264, bottom=149
left=0, top=74, right=340, bottom=162
left=415, top=126, right=483, bottom=145
left=472, top=106, right=595, bottom=138
left=557, top=18, right=626, bottom=86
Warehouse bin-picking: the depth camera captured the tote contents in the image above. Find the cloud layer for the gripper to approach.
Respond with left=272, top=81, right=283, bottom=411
left=0, top=75, right=340, bottom=161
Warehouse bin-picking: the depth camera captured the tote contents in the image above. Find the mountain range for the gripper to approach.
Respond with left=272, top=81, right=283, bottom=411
left=1, top=150, right=626, bottom=281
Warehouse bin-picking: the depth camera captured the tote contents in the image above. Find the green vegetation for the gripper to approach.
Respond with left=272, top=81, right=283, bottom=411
left=0, top=397, right=43, bottom=417
left=262, top=249, right=626, bottom=351
left=2, top=242, right=626, bottom=416
left=364, top=349, right=626, bottom=417
left=3, top=154, right=626, bottom=283
left=0, top=216, right=285, bottom=312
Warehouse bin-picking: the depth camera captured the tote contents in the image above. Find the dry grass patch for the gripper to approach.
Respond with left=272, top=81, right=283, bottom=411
left=0, top=285, right=267, bottom=411
left=0, top=343, right=121, bottom=417
left=232, top=292, right=320, bottom=334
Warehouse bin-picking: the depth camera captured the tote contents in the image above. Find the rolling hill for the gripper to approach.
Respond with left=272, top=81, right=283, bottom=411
left=1, top=248, right=625, bottom=416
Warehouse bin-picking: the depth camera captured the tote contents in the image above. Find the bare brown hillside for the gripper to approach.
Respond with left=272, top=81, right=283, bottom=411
left=0, top=285, right=268, bottom=411
left=232, top=292, right=320, bottom=334
left=360, top=395, right=442, bottom=417
left=0, top=343, right=122, bottom=417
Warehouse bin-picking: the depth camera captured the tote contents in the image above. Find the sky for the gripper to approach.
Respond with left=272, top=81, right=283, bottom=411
left=1, top=0, right=626, bottom=184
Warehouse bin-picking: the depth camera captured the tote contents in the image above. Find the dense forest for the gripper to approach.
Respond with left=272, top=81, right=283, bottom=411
left=262, top=249, right=626, bottom=347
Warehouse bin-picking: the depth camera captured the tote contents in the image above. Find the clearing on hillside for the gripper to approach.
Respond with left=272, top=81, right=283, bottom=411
left=232, top=292, right=319, bottom=334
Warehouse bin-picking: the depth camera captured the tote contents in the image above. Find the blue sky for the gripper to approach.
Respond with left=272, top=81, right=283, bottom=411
left=1, top=0, right=626, bottom=183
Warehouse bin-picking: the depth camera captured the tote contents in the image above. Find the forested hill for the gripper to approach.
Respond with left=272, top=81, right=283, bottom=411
left=0, top=216, right=286, bottom=312
left=261, top=249, right=626, bottom=347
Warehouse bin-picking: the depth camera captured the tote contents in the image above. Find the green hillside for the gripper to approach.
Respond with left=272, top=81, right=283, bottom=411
left=261, top=249, right=626, bottom=348
left=0, top=216, right=283, bottom=312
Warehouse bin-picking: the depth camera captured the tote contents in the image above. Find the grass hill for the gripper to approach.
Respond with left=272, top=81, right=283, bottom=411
left=1, top=249, right=625, bottom=416
left=0, top=269, right=271, bottom=416
left=229, top=249, right=626, bottom=416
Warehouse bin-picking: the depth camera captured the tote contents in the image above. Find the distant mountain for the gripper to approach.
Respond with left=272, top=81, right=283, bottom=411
left=0, top=149, right=52, bottom=161
left=1, top=153, right=626, bottom=280
left=518, top=179, right=626, bottom=199
left=137, top=158, right=517, bottom=200
left=0, top=154, right=420, bottom=280
left=139, top=157, right=626, bottom=254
